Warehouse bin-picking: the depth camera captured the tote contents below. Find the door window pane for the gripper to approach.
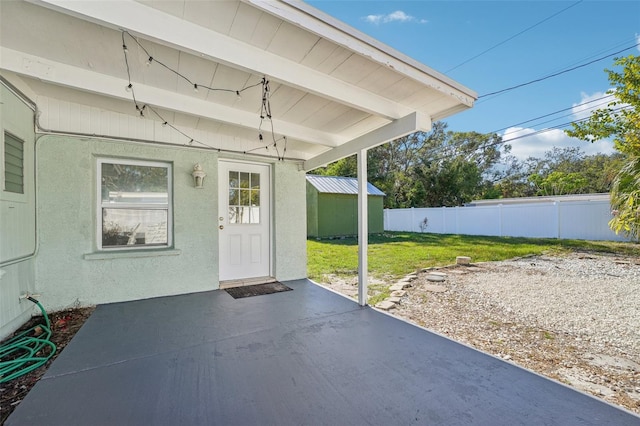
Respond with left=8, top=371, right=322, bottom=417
left=240, top=172, right=250, bottom=189
left=228, top=170, right=261, bottom=224
left=251, top=173, right=260, bottom=189
left=229, top=171, right=239, bottom=189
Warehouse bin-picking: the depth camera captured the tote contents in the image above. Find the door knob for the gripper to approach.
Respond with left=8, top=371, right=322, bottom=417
left=219, top=225, right=224, bottom=230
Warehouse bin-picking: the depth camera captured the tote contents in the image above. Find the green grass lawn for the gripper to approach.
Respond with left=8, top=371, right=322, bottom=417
left=307, top=232, right=640, bottom=283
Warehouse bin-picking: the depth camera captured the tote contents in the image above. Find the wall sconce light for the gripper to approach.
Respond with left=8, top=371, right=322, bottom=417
left=192, top=163, right=206, bottom=189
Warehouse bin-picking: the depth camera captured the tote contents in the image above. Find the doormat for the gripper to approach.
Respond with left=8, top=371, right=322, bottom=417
left=225, top=282, right=292, bottom=299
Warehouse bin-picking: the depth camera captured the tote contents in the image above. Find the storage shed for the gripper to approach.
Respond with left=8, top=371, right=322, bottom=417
left=307, top=175, right=385, bottom=238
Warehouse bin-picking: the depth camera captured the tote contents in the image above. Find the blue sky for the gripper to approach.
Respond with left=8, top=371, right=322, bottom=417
left=307, top=0, right=640, bottom=160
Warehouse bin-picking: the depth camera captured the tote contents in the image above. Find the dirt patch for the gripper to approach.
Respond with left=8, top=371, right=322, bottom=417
left=1, top=306, right=94, bottom=424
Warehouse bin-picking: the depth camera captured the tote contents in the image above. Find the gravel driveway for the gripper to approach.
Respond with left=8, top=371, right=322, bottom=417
left=319, top=251, right=640, bottom=414
left=395, top=252, right=640, bottom=414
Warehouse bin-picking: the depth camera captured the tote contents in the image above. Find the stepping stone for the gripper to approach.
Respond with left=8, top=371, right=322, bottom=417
left=387, top=296, right=402, bottom=304
left=424, top=285, right=447, bottom=293
left=390, top=290, right=406, bottom=297
left=426, top=273, right=446, bottom=282
left=375, top=300, right=396, bottom=310
left=456, top=256, right=472, bottom=265
left=391, top=282, right=412, bottom=290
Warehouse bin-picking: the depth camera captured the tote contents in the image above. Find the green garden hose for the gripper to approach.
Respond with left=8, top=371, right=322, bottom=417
left=0, top=297, right=56, bottom=383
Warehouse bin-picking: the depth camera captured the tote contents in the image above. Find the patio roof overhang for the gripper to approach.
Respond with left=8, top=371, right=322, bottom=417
left=0, top=0, right=476, bottom=167
left=1, top=0, right=477, bottom=307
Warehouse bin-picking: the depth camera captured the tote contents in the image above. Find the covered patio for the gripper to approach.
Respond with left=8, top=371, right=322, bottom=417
left=7, top=281, right=638, bottom=425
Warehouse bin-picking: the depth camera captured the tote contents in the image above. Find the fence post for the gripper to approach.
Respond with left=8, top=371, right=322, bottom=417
left=554, top=201, right=560, bottom=238
left=411, top=207, right=415, bottom=233
left=498, top=204, right=503, bottom=237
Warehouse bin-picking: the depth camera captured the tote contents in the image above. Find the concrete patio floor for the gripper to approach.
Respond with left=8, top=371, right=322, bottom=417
left=7, top=279, right=639, bottom=425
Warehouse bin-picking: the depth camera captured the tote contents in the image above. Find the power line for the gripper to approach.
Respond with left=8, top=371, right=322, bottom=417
left=447, top=0, right=583, bottom=73
left=489, top=93, right=614, bottom=135
left=478, top=43, right=638, bottom=98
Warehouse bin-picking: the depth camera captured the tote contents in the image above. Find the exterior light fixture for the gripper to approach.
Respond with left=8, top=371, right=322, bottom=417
left=192, top=163, right=206, bottom=189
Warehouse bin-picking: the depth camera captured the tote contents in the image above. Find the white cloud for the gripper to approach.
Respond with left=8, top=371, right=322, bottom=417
left=501, top=126, right=615, bottom=161
left=501, top=89, right=623, bottom=161
left=572, top=91, right=613, bottom=121
left=364, top=11, right=427, bottom=25
left=636, top=33, right=640, bottom=51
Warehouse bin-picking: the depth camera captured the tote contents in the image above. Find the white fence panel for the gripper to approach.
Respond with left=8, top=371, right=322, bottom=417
left=559, top=201, right=626, bottom=241
left=384, top=208, right=415, bottom=232
left=384, top=199, right=632, bottom=242
left=456, top=205, right=499, bottom=236
left=501, top=203, right=558, bottom=238
left=442, top=208, right=458, bottom=234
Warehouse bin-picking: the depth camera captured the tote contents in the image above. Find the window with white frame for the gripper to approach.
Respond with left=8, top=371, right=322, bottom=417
left=4, top=131, right=24, bottom=194
left=98, top=159, right=172, bottom=250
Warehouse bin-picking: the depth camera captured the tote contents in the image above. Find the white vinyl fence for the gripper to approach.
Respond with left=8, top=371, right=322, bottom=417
left=384, top=200, right=633, bottom=242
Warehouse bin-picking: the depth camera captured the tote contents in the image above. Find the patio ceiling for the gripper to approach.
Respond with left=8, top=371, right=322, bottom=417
left=0, top=0, right=476, bottom=166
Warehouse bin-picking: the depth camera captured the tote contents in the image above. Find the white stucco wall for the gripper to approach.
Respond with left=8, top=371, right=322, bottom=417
left=34, top=137, right=308, bottom=311
left=35, top=136, right=220, bottom=310
left=273, top=161, right=307, bottom=281
left=0, top=82, right=38, bottom=339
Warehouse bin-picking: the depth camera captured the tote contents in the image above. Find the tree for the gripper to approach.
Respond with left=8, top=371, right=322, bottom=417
left=566, top=55, right=640, bottom=239
left=529, top=171, right=589, bottom=196
left=310, top=123, right=510, bottom=208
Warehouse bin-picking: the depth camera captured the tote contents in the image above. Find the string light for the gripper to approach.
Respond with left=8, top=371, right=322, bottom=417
left=121, top=31, right=289, bottom=160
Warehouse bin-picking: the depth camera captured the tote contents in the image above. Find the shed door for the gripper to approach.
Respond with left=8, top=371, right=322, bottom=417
left=218, top=161, right=271, bottom=281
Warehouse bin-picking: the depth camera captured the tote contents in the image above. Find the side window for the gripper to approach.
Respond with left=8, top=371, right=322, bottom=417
left=4, top=132, right=24, bottom=194
left=98, top=159, right=172, bottom=250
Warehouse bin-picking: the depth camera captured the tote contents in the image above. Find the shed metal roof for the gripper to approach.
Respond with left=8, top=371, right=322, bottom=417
left=306, top=175, right=385, bottom=196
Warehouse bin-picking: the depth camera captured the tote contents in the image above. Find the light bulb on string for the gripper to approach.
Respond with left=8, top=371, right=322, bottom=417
left=120, top=31, right=286, bottom=159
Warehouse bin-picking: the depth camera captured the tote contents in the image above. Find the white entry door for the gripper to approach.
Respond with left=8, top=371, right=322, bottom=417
left=218, top=161, right=271, bottom=281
